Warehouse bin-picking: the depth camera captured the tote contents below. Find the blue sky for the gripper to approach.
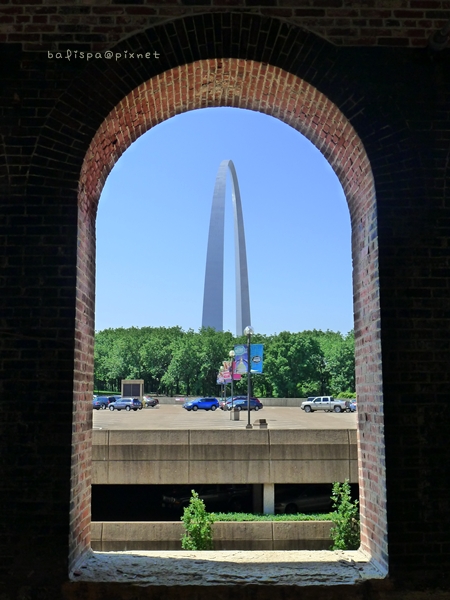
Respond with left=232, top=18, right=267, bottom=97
left=96, top=107, right=353, bottom=336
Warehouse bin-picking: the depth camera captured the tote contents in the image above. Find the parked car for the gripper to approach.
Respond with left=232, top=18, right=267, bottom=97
left=221, top=397, right=263, bottom=411
left=183, top=397, right=220, bottom=411
left=162, top=484, right=252, bottom=513
left=144, top=396, right=159, bottom=408
left=219, top=396, right=256, bottom=409
left=92, top=396, right=118, bottom=410
left=300, top=396, right=350, bottom=413
left=275, top=485, right=333, bottom=514
left=348, top=400, right=357, bottom=412
left=108, top=397, right=143, bottom=411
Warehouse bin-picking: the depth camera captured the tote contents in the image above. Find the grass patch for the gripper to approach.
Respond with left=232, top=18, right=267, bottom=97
left=209, top=512, right=333, bottom=521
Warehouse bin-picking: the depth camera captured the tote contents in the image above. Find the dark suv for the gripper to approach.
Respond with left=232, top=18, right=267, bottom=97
left=92, top=396, right=118, bottom=410
left=144, top=396, right=159, bottom=408
left=221, top=397, right=263, bottom=411
left=108, top=397, right=143, bottom=411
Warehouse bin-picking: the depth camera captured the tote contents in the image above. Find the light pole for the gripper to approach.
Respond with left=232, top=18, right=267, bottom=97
left=229, top=349, right=235, bottom=409
left=244, top=325, right=254, bottom=429
left=219, top=366, right=224, bottom=405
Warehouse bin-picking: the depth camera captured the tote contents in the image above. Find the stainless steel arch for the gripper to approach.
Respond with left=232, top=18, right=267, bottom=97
left=202, top=160, right=251, bottom=336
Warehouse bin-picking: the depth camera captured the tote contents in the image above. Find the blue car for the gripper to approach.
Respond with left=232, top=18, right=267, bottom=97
left=183, top=397, right=220, bottom=412
left=108, top=397, right=143, bottom=411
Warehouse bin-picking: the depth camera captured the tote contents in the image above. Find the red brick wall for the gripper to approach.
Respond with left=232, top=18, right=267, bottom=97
left=79, top=57, right=386, bottom=570
left=1, top=6, right=450, bottom=596
left=69, top=210, right=96, bottom=567
left=1, top=1, right=449, bottom=49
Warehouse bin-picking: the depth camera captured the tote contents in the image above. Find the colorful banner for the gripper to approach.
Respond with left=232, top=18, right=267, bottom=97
left=250, top=343, right=264, bottom=373
left=233, top=344, right=264, bottom=374
left=222, top=369, right=232, bottom=382
left=220, top=360, right=239, bottom=382
left=234, top=344, right=248, bottom=375
left=228, top=359, right=241, bottom=380
left=217, top=369, right=234, bottom=384
left=232, top=360, right=241, bottom=380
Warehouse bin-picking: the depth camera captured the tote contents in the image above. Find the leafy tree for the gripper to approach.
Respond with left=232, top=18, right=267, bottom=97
left=336, top=390, right=356, bottom=399
left=94, top=326, right=356, bottom=399
left=330, top=480, right=360, bottom=550
left=305, top=329, right=355, bottom=396
left=181, top=490, right=214, bottom=550
left=264, top=332, right=323, bottom=397
left=94, top=327, right=137, bottom=391
left=328, top=330, right=355, bottom=396
left=196, top=328, right=234, bottom=394
left=302, top=351, right=329, bottom=396
left=162, top=330, right=204, bottom=396
left=139, top=326, right=183, bottom=394
left=94, top=328, right=117, bottom=391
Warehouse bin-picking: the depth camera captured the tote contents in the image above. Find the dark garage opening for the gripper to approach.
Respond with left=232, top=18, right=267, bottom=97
left=91, top=483, right=359, bottom=521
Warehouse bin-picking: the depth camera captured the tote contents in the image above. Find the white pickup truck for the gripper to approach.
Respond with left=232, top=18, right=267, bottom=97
left=300, top=396, right=350, bottom=413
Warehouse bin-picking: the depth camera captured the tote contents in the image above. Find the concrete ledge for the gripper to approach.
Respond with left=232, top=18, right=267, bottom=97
left=91, top=520, right=334, bottom=551
left=70, top=548, right=386, bottom=587
left=92, top=428, right=357, bottom=485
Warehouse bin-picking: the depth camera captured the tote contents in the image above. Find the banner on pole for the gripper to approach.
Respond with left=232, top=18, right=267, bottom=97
left=234, top=344, right=248, bottom=375
left=234, top=344, right=264, bottom=374
left=250, top=343, right=264, bottom=373
left=231, top=360, right=241, bottom=380
left=222, top=369, right=232, bottom=382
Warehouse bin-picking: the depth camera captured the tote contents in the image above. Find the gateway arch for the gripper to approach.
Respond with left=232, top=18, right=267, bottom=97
left=202, top=160, right=251, bottom=336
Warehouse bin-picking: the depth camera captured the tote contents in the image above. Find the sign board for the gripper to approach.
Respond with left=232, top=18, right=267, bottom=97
left=121, top=379, right=144, bottom=400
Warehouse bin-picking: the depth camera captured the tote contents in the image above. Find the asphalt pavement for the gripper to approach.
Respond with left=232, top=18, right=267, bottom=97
left=93, top=404, right=357, bottom=430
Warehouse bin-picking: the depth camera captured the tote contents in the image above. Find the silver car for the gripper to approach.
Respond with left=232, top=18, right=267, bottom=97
left=108, top=397, right=143, bottom=411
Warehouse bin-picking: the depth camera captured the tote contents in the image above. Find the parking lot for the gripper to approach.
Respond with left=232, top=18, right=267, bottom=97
left=93, top=404, right=357, bottom=430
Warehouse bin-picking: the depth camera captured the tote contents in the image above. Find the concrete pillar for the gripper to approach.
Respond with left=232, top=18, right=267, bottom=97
left=252, top=484, right=263, bottom=513
left=263, top=483, right=275, bottom=514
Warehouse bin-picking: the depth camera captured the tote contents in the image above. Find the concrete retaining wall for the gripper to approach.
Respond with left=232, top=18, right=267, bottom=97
left=92, top=429, right=357, bottom=485
left=91, top=520, right=333, bottom=551
left=260, top=398, right=304, bottom=407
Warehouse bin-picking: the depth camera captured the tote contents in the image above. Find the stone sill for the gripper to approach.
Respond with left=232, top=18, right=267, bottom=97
left=70, top=548, right=386, bottom=586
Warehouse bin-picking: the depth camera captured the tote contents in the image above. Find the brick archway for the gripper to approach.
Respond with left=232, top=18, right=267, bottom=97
left=76, top=58, right=385, bottom=571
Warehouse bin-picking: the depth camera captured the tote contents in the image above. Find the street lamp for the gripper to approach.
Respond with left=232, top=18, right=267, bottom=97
left=244, top=325, right=254, bottom=429
left=219, top=366, right=225, bottom=405
left=229, top=350, right=235, bottom=409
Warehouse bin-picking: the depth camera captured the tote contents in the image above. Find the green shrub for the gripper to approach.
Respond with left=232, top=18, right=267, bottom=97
left=181, top=490, right=215, bottom=550
left=210, top=512, right=333, bottom=522
left=336, top=391, right=356, bottom=399
left=330, top=480, right=360, bottom=550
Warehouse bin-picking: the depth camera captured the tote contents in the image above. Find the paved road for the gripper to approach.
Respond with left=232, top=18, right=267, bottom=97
left=93, top=404, right=357, bottom=430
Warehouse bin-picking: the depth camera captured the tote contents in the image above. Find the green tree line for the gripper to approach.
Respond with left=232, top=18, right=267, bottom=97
left=94, top=326, right=355, bottom=398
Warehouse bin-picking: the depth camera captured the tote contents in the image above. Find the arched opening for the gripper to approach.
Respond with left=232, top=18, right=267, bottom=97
left=95, top=107, right=353, bottom=338
left=75, top=58, right=385, bottom=573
